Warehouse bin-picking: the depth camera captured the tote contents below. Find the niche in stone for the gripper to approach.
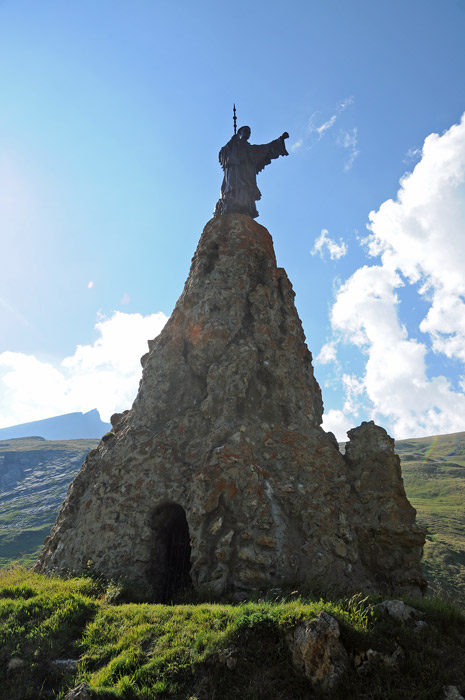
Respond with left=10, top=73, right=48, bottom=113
left=149, top=503, right=192, bottom=602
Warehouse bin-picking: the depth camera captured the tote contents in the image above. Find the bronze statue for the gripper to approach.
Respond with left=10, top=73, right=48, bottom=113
left=213, top=124, right=289, bottom=219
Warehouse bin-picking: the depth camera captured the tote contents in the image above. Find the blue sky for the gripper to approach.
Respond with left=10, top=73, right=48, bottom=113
left=1, top=0, right=465, bottom=440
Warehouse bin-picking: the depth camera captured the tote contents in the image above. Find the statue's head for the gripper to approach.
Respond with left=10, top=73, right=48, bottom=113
left=237, top=126, right=251, bottom=141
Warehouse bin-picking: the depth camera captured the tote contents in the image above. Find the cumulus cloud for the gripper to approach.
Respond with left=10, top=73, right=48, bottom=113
left=323, top=113, right=465, bottom=441
left=366, top=113, right=465, bottom=359
left=316, top=341, right=338, bottom=364
left=0, top=310, right=168, bottom=428
left=321, top=408, right=354, bottom=441
left=312, top=229, right=348, bottom=260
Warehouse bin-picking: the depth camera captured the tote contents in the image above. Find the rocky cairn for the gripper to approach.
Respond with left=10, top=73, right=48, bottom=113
left=36, top=214, right=426, bottom=599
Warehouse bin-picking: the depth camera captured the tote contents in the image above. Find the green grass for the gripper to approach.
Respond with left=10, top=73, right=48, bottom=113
left=396, top=432, right=465, bottom=607
left=1, top=567, right=465, bottom=700
left=0, top=525, right=50, bottom=569
left=0, top=566, right=101, bottom=700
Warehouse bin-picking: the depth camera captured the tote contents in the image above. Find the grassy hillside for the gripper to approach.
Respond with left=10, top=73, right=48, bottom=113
left=1, top=566, right=464, bottom=700
left=0, top=438, right=99, bottom=568
left=396, top=432, right=465, bottom=607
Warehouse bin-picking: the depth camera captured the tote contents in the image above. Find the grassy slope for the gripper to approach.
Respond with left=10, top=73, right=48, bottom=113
left=396, top=432, right=465, bottom=606
left=1, top=567, right=465, bottom=700
left=0, top=438, right=99, bottom=567
left=0, top=438, right=101, bottom=453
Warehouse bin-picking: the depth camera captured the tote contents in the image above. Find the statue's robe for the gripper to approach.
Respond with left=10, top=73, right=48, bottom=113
left=214, top=135, right=288, bottom=218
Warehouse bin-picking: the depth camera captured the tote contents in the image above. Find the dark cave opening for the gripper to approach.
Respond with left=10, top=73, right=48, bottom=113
left=149, top=503, right=192, bottom=603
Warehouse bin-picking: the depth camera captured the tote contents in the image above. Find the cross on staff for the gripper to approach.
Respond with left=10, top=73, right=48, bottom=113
left=233, top=104, right=237, bottom=135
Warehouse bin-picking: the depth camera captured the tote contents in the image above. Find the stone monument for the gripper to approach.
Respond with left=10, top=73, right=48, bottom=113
left=35, top=122, right=426, bottom=601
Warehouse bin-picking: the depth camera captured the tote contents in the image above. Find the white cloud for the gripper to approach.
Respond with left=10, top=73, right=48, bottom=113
left=366, top=113, right=465, bottom=357
left=420, top=291, right=465, bottom=361
left=341, top=373, right=365, bottom=416
left=323, top=113, right=465, bottom=441
left=403, top=146, right=422, bottom=163
left=339, top=96, right=354, bottom=111
left=305, top=99, right=358, bottom=171
left=301, top=96, right=357, bottom=161
left=338, top=128, right=359, bottom=170
left=290, top=139, right=303, bottom=152
left=0, top=353, right=69, bottom=428
left=312, top=228, right=348, bottom=260
left=0, top=311, right=168, bottom=428
left=308, top=96, right=354, bottom=139
left=310, top=114, right=337, bottom=137
left=321, top=408, right=354, bottom=441
left=316, top=341, right=338, bottom=364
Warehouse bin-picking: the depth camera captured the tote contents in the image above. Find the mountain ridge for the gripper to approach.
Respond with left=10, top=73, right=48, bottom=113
left=0, top=409, right=111, bottom=441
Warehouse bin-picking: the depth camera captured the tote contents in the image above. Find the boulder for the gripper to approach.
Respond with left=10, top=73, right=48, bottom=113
left=443, top=686, right=465, bottom=700
left=373, top=599, right=420, bottom=622
left=50, top=658, right=79, bottom=673
left=64, top=683, right=92, bottom=700
left=287, top=611, right=348, bottom=689
left=354, top=644, right=405, bottom=674
left=7, top=657, right=25, bottom=673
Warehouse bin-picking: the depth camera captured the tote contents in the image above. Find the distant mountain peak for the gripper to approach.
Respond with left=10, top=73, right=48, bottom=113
left=0, top=410, right=111, bottom=441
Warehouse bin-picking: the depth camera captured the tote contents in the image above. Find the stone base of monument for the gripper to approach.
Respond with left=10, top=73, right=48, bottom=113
left=35, top=215, right=426, bottom=600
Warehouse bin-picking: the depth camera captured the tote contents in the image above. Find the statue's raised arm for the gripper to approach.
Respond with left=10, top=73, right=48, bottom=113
left=213, top=125, right=289, bottom=219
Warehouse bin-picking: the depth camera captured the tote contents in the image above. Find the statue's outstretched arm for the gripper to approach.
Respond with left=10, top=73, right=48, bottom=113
left=253, top=132, right=289, bottom=174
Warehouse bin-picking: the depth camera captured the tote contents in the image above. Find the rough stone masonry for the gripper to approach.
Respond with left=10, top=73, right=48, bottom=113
left=35, top=214, right=426, bottom=600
